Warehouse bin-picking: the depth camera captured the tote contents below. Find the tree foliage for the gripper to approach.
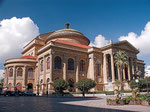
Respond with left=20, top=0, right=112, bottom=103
left=129, top=78, right=150, bottom=90
left=114, top=51, right=128, bottom=90
left=0, top=78, right=4, bottom=90
left=53, top=79, right=69, bottom=94
left=114, top=51, right=128, bottom=69
left=114, top=80, right=124, bottom=90
left=129, top=79, right=137, bottom=90
left=76, top=78, right=96, bottom=92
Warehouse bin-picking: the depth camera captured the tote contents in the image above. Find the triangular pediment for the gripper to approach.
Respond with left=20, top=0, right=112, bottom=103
left=113, top=40, right=139, bottom=53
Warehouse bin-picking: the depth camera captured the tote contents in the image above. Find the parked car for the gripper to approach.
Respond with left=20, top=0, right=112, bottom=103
left=18, top=91, right=24, bottom=96
left=4, top=91, right=15, bottom=96
left=14, top=90, right=23, bottom=96
left=22, top=91, right=36, bottom=96
left=0, top=91, right=4, bottom=95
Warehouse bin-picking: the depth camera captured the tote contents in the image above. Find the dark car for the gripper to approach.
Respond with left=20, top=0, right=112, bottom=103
left=22, top=91, right=36, bottom=96
left=18, top=91, right=24, bottom=96
left=0, top=91, right=4, bottom=95
left=4, top=91, right=15, bottom=96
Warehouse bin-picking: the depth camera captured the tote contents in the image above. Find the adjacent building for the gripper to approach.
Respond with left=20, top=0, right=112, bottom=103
left=3, top=25, right=145, bottom=94
left=145, top=66, right=150, bottom=77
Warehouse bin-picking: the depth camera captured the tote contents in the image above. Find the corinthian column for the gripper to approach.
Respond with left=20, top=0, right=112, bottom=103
left=131, top=58, right=135, bottom=79
left=13, top=66, right=16, bottom=87
left=23, top=65, right=27, bottom=88
left=123, top=68, right=126, bottom=80
left=49, top=50, right=53, bottom=82
left=110, top=54, right=115, bottom=82
left=117, top=67, right=121, bottom=81
left=6, top=68, right=9, bottom=88
left=128, top=58, right=131, bottom=81
left=75, top=56, right=79, bottom=82
left=103, top=54, right=108, bottom=83
left=42, top=56, right=46, bottom=94
left=63, top=54, right=67, bottom=81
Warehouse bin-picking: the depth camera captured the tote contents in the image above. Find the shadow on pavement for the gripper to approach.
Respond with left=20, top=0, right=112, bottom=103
left=0, top=96, right=136, bottom=112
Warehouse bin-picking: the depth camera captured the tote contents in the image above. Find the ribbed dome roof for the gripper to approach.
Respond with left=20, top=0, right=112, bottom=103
left=46, top=28, right=90, bottom=45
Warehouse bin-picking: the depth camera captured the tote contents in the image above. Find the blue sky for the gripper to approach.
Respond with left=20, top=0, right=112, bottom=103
left=0, top=0, right=150, bottom=69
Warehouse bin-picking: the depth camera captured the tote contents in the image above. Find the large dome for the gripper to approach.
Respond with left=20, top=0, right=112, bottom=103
left=46, top=28, right=90, bottom=45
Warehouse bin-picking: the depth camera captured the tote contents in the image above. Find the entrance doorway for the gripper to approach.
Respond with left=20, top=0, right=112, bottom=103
left=27, top=83, right=33, bottom=92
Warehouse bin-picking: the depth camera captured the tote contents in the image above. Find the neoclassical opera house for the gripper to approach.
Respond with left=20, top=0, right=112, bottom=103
left=3, top=24, right=144, bottom=94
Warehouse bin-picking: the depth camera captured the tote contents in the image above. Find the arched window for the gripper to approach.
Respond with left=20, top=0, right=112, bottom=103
left=47, top=78, right=50, bottom=83
left=17, top=67, right=23, bottom=77
left=9, top=68, right=13, bottom=77
left=40, top=60, right=43, bottom=71
left=27, top=83, right=33, bottom=90
left=97, top=64, right=101, bottom=76
left=28, top=68, right=33, bottom=78
left=54, top=56, right=62, bottom=69
left=47, top=57, right=50, bottom=70
left=68, top=58, right=74, bottom=70
left=79, top=60, right=85, bottom=72
left=40, top=79, right=43, bottom=84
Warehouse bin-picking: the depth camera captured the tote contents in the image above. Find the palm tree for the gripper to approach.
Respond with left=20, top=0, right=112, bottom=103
left=114, top=51, right=128, bottom=90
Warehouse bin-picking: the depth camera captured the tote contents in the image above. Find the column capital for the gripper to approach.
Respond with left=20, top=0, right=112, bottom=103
left=110, top=53, right=115, bottom=56
left=103, top=53, right=107, bottom=58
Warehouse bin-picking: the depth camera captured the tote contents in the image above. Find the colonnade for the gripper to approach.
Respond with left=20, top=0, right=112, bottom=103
left=103, top=53, right=137, bottom=84
left=4, top=65, right=33, bottom=91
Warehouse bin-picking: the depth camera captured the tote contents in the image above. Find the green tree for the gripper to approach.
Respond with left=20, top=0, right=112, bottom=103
left=0, top=78, right=4, bottom=91
left=145, top=77, right=150, bottom=93
left=129, top=79, right=148, bottom=91
left=53, top=79, right=68, bottom=95
left=114, top=51, right=128, bottom=90
left=76, top=78, right=96, bottom=97
left=114, top=80, right=124, bottom=90
left=129, top=79, right=137, bottom=90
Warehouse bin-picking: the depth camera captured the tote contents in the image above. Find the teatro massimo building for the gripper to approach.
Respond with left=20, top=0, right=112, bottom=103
left=3, top=24, right=145, bottom=94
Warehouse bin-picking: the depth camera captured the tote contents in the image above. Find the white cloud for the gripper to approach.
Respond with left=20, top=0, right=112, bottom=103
left=119, top=22, right=150, bottom=56
left=0, top=17, right=39, bottom=68
left=90, top=34, right=110, bottom=47
left=0, top=70, right=4, bottom=80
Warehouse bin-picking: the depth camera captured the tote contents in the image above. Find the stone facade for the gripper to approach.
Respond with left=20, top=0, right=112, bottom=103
left=3, top=26, right=145, bottom=94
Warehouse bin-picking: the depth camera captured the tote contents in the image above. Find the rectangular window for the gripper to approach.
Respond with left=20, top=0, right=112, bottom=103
left=97, top=64, right=101, bottom=76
